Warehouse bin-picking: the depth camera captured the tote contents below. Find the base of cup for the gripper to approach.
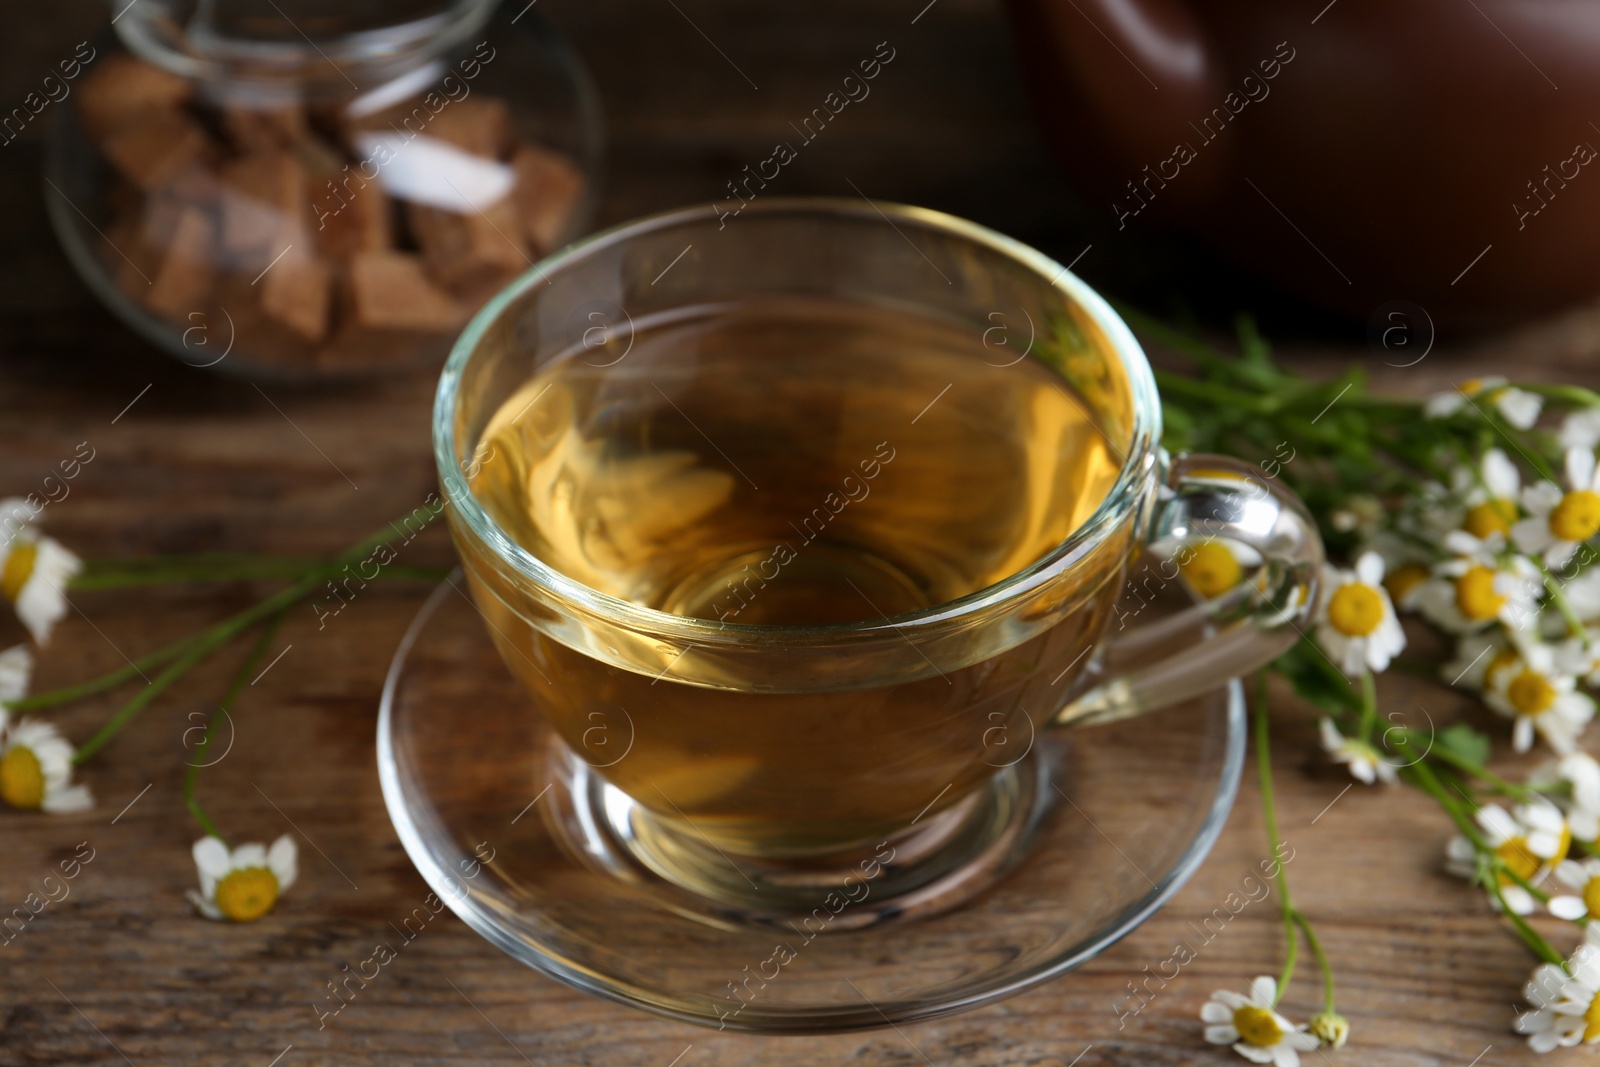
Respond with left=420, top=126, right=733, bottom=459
left=544, top=736, right=1058, bottom=931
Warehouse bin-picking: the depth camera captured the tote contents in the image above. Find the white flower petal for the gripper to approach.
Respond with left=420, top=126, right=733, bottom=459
left=1498, top=388, right=1543, bottom=430
left=1550, top=895, right=1589, bottom=921
left=1503, top=885, right=1538, bottom=915
left=186, top=888, right=225, bottom=921
left=1200, top=1001, right=1234, bottom=1024
left=1514, top=715, right=1535, bottom=753
left=193, top=836, right=231, bottom=890
left=231, top=843, right=268, bottom=871
left=0, top=645, right=31, bottom=704
left=1204, top=1024, right=1239, bottom=1045
left=1247, top=975, right=1277, bottom=1008
left=268, top=835, right=297, bottom=892
left=1483, top=448, right=1521, bottom=498
left=1568, top=448, right=1596, bottom=492
left=1478, top=805, right=1520, bottom=842
left=1233, top=1042, right=1277, bottom=1064
left=39, top=783, right=92, bottom=814
left=1355, top=552, right=1385, bottom=586
left=1283, top=1030, right=1320, bottom=1051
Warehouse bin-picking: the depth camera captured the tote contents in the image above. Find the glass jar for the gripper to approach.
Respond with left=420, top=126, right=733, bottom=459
left=46, top=0, right=602, bottom=380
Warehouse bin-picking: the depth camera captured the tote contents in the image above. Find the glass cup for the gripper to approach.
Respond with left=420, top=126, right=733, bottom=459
left=433, top=198, right=1323, bottom=924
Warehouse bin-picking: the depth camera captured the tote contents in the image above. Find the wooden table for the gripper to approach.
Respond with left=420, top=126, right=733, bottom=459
left=6, top=3, right=1600, bottom=1064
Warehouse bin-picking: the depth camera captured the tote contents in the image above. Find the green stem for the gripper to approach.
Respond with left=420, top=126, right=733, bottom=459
left=184, top=612, right=286, bottom=843
left=1255, top=672, right=1299, bottom=1005
left=1395, top=728, right=1533, bottom=800
left=1491, top=878, right=1566, bottom=966
left=1518, top=382, right=1600, bottom=408
left=71, top=518, right=434, bottom=763
left=1540, top=563, right=1591, bottom=647
left=5, top=630, right=210, bottom=712
left=1291, top=911, right=1336, bottom=1015
left=1356, top=671, right=1378, bottom=743
left=1402, top=747, right=1564, bottom=963
left=73, top=557, right=448, bottom=591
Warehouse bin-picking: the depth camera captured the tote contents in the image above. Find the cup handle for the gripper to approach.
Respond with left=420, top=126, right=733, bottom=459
left=1053, top=453, right=1325, bottom=728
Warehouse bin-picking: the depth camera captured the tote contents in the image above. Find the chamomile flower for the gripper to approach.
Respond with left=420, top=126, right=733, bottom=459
left=1441, top=630, right=1516, bottom=691
left=1360, top=530, right=1431, bottom=610
left=1559, top=569, right=1600, bottom=627
left=1554, top=630, right=1600, bottom=687
left=1517, top=927, right=1600, bottom=1052
left=0, top=717, right=92, bottom=814
left=1424, top=375, right=1543, bottom=429
left=1483, top=641, right=1595, bottom=753
left=1315, top=552, right=1406, bottom=675
left=1561, top=407, right=1600, bottom=452
left=0, top=534, right=81, bottom=645
left=187, top=835, right=297, bottom=922
left=1454, top=448, right=1523, bottom=541
left=1200, top=976, right=1319, bottom=1066
left=1318, top=717, right=1396, bottom=784
left=1415, top=534, right=1542, bottom=634
left=0, top=644, right=30, bottom=704
left=0, top=497, right=40, bottom=543
left=1446, top=801, right=1571, bottom=914
left=1547, top=857, right=1600, bottom=921
left=1308, top=1011, right=1349, bottom=1049
left=1530, top=752, right=1600, bottom=845
left=1514, top=448, right=1600, bottom=569
left=1178, top=538, right=1262, bottom=599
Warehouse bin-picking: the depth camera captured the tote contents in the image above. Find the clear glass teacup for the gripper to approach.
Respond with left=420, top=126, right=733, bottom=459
left=434, top=198, right=1323, bottom=922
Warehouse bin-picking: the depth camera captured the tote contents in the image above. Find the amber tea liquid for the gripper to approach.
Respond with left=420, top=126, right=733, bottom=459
left=462, top=296, right=1125, bottom=855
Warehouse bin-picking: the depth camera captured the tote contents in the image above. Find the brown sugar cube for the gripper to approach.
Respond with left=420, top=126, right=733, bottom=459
left=311, top=173, right=393, bottom=261
left=76, top=54, right=190, bottom=141
left=424, top=97, right=514, bottom=159
left=217, top=152, right=309, bottom=262
left=259, top=251, right=332, bottom=343
left=408, top=194, right=528, bottom=295
left=145, top=208, right=215, bottom=320
left=100, top=111, right=210, bottom=191
left=346, top=251, right=460, bottom=332
left=511, top=145, right=585, bottom=254
left=221, top=104, right=308, bottom=153
left=318, top=252, right=462, bottom=369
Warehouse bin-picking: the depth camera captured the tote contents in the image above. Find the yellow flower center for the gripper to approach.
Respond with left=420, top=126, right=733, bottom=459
left=1461, top=377, right=1485, bottom=396
left=1586, top=990, right=1600, bottom=1043
left=1583, top=876, right=1600, bottom=918
left=1384, top=563, right=1429, bottom=604
left=1180, top=541, right=1242, bottom=599
left=1550, top=490, right=1600, bottom=543
left=1508, top=669, right=1557, bottom=716
left=0, top=745, right=44, bottom=810
left=214, top=867, right=281, bottom=922
left=0, top=542, right=36, bottom=602
left=1327, top=583, right=1385, bottom=637
left=1495, top=836, right=1544, bottom=884
left=1463, top=499, right=1517, bottom=539
left=1233, top=1005, right=1284, bottom=1047
left=1455, top=566, right=1507, bottom=621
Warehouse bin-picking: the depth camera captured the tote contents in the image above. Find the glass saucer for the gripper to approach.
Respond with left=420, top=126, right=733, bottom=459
left=377, top=575, right=1245, bottom=1033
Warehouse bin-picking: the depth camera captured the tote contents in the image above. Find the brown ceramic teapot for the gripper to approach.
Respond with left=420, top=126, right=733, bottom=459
left=1007, top=0, right=1600, bottom=331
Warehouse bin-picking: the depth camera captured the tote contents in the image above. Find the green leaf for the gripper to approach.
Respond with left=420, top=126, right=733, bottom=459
left=1435, top=723, right=1492, bottom=769
left=1273, top=638, right=1361, bottom=714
